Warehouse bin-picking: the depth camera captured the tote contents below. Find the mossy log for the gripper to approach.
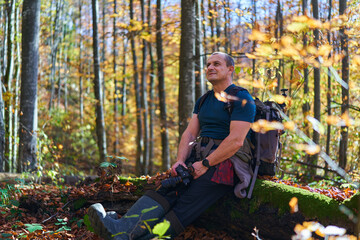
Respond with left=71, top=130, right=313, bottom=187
left=194, top=180, right=359, bottom=240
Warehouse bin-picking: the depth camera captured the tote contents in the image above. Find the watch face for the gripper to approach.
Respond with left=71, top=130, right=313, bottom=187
left=202, top=159, right=210, bottom=167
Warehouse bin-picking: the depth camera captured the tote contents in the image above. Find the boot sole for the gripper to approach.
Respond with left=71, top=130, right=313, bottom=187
left=88, top=205, right=112, bottom=240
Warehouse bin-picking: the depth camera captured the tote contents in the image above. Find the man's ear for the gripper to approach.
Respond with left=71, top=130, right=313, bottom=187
left=228, top=65, right=234, bottom=74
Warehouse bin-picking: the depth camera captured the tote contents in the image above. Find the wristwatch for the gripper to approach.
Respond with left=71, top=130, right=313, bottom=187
left=202, top=158, right=210, bottom=168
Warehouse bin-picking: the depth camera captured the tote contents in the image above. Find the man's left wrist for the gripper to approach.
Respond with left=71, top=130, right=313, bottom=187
left=202, top=158, right=211, bottom=168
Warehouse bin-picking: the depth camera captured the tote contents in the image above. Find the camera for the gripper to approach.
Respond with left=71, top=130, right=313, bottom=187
left=161, top=164, right=193, bottom=188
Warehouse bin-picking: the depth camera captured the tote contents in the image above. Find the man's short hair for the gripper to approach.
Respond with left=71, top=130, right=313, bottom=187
left=210, top=52, right=234, bottom=67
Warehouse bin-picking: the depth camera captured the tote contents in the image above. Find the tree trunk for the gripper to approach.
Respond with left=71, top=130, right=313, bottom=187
left=208, top=0, right=215, bottom=52
left=179, top=0, right=195, bottom=137
left=156, top=0, right=170, bottom=171
left=195, top=180, right=358, bottom=240
left=310, top=0, right=320, bottom=174
left=48, top=0, right=63, bottom=111
left=302, top=0, right=310, bottom=146
left=325, top=0, right=332, bottom=177
left=11, top=4, right=21, bottom=171
left=113, top=0, right=120, bottom=157
left=121, top=40, right=127, bottom=138
left=130, top=0, right=144, bottom=175
left=195, top=0, right=204, bottom=100
left=148, top=0, right=155, bottom=175
left=92, top=0, right=108, bottom=163
left=18, top=0, right=41, bottom=172
left=79, top=1, right=85, bottom=155
left=4, top=0, right=16, bottom=172
left=101, top=0, right=106, bottom=106
left=0, top=78, right=5, bottom=172
left=338, top=0, right=349, bottom=169
left=140, top=0, right=150, bottom=175
left=214, top=1, right=220, bottom=51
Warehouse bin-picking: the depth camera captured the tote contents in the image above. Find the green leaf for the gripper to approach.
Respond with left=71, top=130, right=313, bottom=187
left=112, top=231, right=127, bottom=237
left=100, top=162, right=117, bottom=168
left=1, top=233, right=13, bottom=237
left=24, top=223, right=43, bottom=233
left=83, top=215, right=94, bottom=232
left=235, top=66, right=241, bottom=74
left=10, top=200, right=19, bottom=207
left=143, top=218, right=159, bottom=222
left=77, top=219, right=84, bottom=228
left=124, top=214, right=139, bottom=218
left=141, top=205, right=158, bottom=214
left=152, top=220, right=170, bottom=237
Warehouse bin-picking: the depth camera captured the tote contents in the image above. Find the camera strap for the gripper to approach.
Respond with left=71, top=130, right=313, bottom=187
left=195, top=137, right=223, bottom=160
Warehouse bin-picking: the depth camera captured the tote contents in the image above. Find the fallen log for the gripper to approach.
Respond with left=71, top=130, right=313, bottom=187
left=194, top=179, right=359, bottom=240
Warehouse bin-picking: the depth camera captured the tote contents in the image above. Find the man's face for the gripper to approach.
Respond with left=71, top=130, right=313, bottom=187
left=206, top=54, right=233, bottom=83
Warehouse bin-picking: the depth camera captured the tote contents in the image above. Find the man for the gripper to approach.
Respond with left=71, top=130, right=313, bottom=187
left=88, top=52, right=256, bottom=240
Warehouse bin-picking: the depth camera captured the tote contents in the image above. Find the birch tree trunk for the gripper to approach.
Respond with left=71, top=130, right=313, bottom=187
left=12, top=4, right=21, bottom=171
left=18, top=0, right=41, bottom=172
left=4, top=0, right=16, bottom=171
left=156, top=0, right=170, bottom=171
left=92, top=0, right=107, bottom=162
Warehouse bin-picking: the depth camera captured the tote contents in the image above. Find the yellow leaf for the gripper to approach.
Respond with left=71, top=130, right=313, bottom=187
left=245, top=53, right=257, bottom=59
left=289, top=197, right=298, bottom=213
left=293, top=15, right=310, bottom=23
left=295, top=144, right=320, bottom=155
left=326, top=115, right=340, bottom=125
left=251, top=119, right=284, bottom=133
left=287, top=22, right=308, bottom=33
left=281, top=36, right=293, bottom=47
left=307, top=18, right=322, bottom=28
left=253, top=78, right=266, bottom=89
left=317, top=44, right=332, bottom=57
left=283, top=121, right=295, bottom=131
left=248, top=30, right=269, bottom=41
left=353, top=55, right=360, bottom=66
left=306, top=46, right=318, bottom=55
left=255, top=44, right=273, bottom=56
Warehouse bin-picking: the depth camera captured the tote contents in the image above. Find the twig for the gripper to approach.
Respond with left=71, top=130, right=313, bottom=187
left=41, top=200, right=73, bottom=224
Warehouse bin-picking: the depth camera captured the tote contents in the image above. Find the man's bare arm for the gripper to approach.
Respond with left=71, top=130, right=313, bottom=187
left=192, top=121, right=250, bottom=178
left=171, top=114, right=200, bottom=174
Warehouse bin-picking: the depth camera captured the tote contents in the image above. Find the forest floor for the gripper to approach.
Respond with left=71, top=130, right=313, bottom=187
left=0, top=170, right=357, bottom=240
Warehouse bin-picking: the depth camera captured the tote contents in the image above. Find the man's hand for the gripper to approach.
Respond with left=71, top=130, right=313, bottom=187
left=170, top=161, right=187, bottom=176
left=192, top=161, right=208, bottom=179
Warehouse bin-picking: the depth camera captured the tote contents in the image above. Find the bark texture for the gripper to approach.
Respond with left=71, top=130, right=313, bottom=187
left=178, top=0, right=195, bottom=137
left=91, top=0, right=107, bottom=162
left=18, top=0, right=41, bottom=172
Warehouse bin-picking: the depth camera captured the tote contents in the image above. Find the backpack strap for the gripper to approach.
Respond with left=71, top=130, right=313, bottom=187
left=197, top=86, right=248, bottom=114
left=224, top=86, right=247, bottom=114
left=197, top=90, right=212, bottom=115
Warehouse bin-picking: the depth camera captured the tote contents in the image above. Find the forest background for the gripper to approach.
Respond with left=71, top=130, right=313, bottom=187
left=0, top=0, right=359, bottom=185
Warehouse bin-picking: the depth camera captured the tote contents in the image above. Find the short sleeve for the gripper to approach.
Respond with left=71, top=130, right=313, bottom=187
left=230, top=90, right=256, bottom=123
left=193, top=96, right=202, bottom=114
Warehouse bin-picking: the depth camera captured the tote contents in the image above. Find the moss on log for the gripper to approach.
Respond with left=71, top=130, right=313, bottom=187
left=194, top=180, right=358, bottom=240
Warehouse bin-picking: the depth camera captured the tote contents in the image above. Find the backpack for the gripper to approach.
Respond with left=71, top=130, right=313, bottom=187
left=197, top=86, right=284, bottom=198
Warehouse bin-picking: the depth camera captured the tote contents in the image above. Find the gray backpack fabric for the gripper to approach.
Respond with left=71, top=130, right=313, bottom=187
left=246, top=99, right=283, bottom=198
